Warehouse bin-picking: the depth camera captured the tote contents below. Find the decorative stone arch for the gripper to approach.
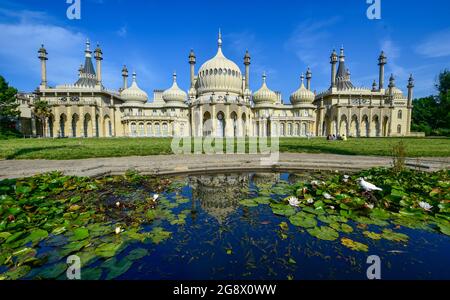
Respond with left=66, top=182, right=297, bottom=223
left=162, top=122, right=169, bottom=137
left=323, top=115, right=331, bottom=136
left=103, top=115, right=112, bottom=137
left=350, top=114, right=359, bottom=137
left=280, top=122, right=285, bottom=137
left=203, top=111, right=212, bottom=136
left=230, top=111, right=238, bottom=137
left=216, top=111, right=225, bottom=137
left=397, top=124, right=402, bottom=134
left=83, top=113, right=92, bottom=138
left=154, top=122, right=161, bottom=137
left=296, top=123, right=301, bottom=136
left=383, top=116, right=389, bottom=137
left=361, top=115, right=369, bottom=137
left=95, top=114, right=100, bottom=137
left=397, top=110, right=403, bottom=120
left=58, top=113, right=67, bottom=138
left=241, top=113, right=247, bottom=137
left=372, top=115, right=381, bottom=137
left=146, top=122, right=153, bottom=137
left=47, top=114, right=55, bottom=138
left=339, top=114, right=349, bottom=137
left=138, top=122, right=145, bottom=137
left=71, top=113, right=79, bottom=138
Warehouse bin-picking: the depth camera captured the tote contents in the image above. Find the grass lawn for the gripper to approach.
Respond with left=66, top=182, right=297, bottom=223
left=0, top=137, right=449, bottom=160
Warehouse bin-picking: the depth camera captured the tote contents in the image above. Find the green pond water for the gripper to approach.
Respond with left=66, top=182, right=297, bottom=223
left=0, top=168, right=449, bottom=280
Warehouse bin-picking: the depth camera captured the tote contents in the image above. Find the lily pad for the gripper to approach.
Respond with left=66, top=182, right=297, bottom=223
left=341, top=238, right=369, bottom=252
left=289, top=213, right=317, bottom=228
left=363, top=231, right=382, bottom=240
left=126, top=248, right=149, bottom=261
left=239, top=199, right=258, bottom=207
left=69, top=228, right=89, bottom=241
left=381, top=229, right=409, bottom=243
left=307, top=226, right=339, bottom=241
left=95, top=242, right=125, bottom=258
left=270, top=203, right=296, bottom=216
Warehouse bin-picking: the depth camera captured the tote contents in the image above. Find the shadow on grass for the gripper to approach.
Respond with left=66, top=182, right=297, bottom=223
left=5, top=145, right=82, bottom=160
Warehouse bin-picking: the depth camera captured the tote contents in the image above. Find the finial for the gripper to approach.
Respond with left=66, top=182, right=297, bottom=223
left=300, top=73, right=305, bottom=83
left=173, top=71, right=177, bottom=82
left=132, top=71, right=137, bottom=82
left=262, top=72, right=267, bottom=83
left=218, top=28, right=222, bottom=48
left=86, top=39, right=91, bottom=51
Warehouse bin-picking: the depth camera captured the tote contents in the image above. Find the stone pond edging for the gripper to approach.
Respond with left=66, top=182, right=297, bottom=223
left=0, top=153, right=449, bottom=180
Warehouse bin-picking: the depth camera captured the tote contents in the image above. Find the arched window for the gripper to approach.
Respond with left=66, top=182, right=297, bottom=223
left=139, top=123, right=145, bottom=137
left=162, top=123, right=168, bottom=137
left=155, top=123, right=161, bottom=137
left=397, top=125, right=402, bottom=134
left=147, top=123, right=152, bottom=137
left=398, top=110, right=402, bottom=119
left=130, top=123, right=137, bottom=137
left=280, top=123, right=285, bottom=136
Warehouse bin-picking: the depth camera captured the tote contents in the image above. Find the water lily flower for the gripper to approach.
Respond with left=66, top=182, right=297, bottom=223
left=329, top=206, right=335, bottom=210
left=311, top=180, right=319, bottom=186
left=344, top=175, right=350, bottom=179
left=358, top=178, right=382, bottom=191
left=153, top=194, right=159, bottom=201
left=288, top=196, right=300, bottom=207
left=115, top=226, right=122, bottom=234
left=419, top=201, right=433, bottom=211
left=115, top=201, right=121, bottom=208
left=323, top=193, right=334, bottom=200
left=306, top=198, right=314, bottom=204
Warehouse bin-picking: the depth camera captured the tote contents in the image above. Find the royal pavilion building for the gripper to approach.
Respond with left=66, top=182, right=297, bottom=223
left=16, top=32, right=415, bottom=138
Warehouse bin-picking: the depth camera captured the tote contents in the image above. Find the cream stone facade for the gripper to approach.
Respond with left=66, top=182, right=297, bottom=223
left=16, top=32, right=414, bottom=138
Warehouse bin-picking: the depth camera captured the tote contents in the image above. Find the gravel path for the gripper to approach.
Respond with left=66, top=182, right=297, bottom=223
left=0, top=153, right=448, bottom=179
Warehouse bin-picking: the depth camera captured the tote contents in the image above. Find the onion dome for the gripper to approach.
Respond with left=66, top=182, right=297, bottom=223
left=387, top=74, right=405, bottom=99
left=162, top=72, right=187, bottom=103
left=120, top=72, right=148, bottom=103
left=197, top=30, right=243, bottom=95
left=253, top=73, right=277, bottom=104
left=290, top=74, right=314, bottom=105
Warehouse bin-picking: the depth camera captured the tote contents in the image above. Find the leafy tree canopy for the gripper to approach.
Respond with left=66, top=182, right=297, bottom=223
left=0, top=75, right=19, bottom=121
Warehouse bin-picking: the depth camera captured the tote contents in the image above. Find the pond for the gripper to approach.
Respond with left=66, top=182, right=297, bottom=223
left=0, top=168, right=449, bottom=280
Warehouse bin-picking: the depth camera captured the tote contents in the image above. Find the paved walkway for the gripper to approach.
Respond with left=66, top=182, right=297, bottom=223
left=0, top=153, right=448, bottom=179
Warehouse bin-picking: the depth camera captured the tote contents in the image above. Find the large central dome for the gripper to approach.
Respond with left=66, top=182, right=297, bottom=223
left=197, top=31, right=243, bottom=96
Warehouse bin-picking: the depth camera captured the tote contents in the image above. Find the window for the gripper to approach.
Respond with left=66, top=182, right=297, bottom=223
left=130, top=123, right=137, bottom=137
left=147, top=124, right=152, bottom=136
left=398, top=110, right=402, bottom=119
left=162, top=123, right=168, bottom=137
left=155, top=123, right=161, bottom=137
left=397, top=125, right=401, bottom=134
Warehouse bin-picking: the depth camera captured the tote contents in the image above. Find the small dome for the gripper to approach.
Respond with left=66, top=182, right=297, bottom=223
left=162, top=73, right=187, bottom=103
left=197, top=31, right=243, bottom=95
left=120, top=72, right=148, bottom=103
left=290, top=74, right=314, bottom=105
left=387, top=74, right=405, bottom=99
left=253, top=73, right=277, bottom=104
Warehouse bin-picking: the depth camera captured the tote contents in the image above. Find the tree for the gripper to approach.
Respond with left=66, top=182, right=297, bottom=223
left=412, top=70, right=450, bottom=136
left=0, top=75, right=19, bottom=128
left=33, top=100, right=52, bottom=137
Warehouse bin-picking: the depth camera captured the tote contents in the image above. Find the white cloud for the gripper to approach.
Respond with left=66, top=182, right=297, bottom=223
left=116, top=25, right=127, bottom=38
left=416, top=28, right=450, bottom=58
left=285, top=17, right=341, bottom=74
left=380, top=39, right=407, bottom=79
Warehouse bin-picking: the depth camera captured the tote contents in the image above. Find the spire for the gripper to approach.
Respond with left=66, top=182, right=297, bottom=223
left=172, top=71, right=177, bottom=83
left=300, top=73, right=305, bottom=86
left=85, top=39, right=92, bottom=58
left=218, top=28, right=222, bottom=48
left=262, top=72, right=267, bottom=84
left=339, top=46, right=345, bottom=62
left=132, top=71, right=137, bottom=82
left=372, top=80, right=377, bottom=91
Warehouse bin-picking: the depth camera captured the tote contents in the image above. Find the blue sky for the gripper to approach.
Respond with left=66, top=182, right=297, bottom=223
left=0, top=0, right=449, bottom=100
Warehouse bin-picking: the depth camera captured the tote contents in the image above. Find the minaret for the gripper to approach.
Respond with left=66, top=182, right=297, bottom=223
left=188, top=49, right=196, bottom=88
left=407, top=74, right=414, bottom=106
left=122, top=65, right=128, bottom=90
left=38, top=44, right=48, bottom=88
left=94, top=43, right=103, bottom=87
left=378, top=51, right=387, bottom=91
left=244, top=50, right=251, bottom=90
left=306, top=67, right=312, bottom=90
left=330, top=49, right=338, bottom=88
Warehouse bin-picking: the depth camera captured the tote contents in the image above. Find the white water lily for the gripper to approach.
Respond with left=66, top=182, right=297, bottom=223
left=419, top=201, right=433, bottom=211
left=344, top=175, right=350, bottom=179
left=323, top=193, right=334, bottom=200
left=329, top=206, right=335, bottom=210
left=153, top=194, right=159, bottom=201
left=288, top=196, right=300, bottom=207
left=311, top=180, right=319, bottom=186
left=306, top=198, right=314, bottom=204
left=115, top=226, right=123, bottom=234
left=115, top=201, right=121, bottom=208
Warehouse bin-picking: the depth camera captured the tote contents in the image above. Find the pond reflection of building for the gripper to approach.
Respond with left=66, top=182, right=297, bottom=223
left=251, top=173, right=280, bottom=186
left=189, top=173, right=249, bottom=223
